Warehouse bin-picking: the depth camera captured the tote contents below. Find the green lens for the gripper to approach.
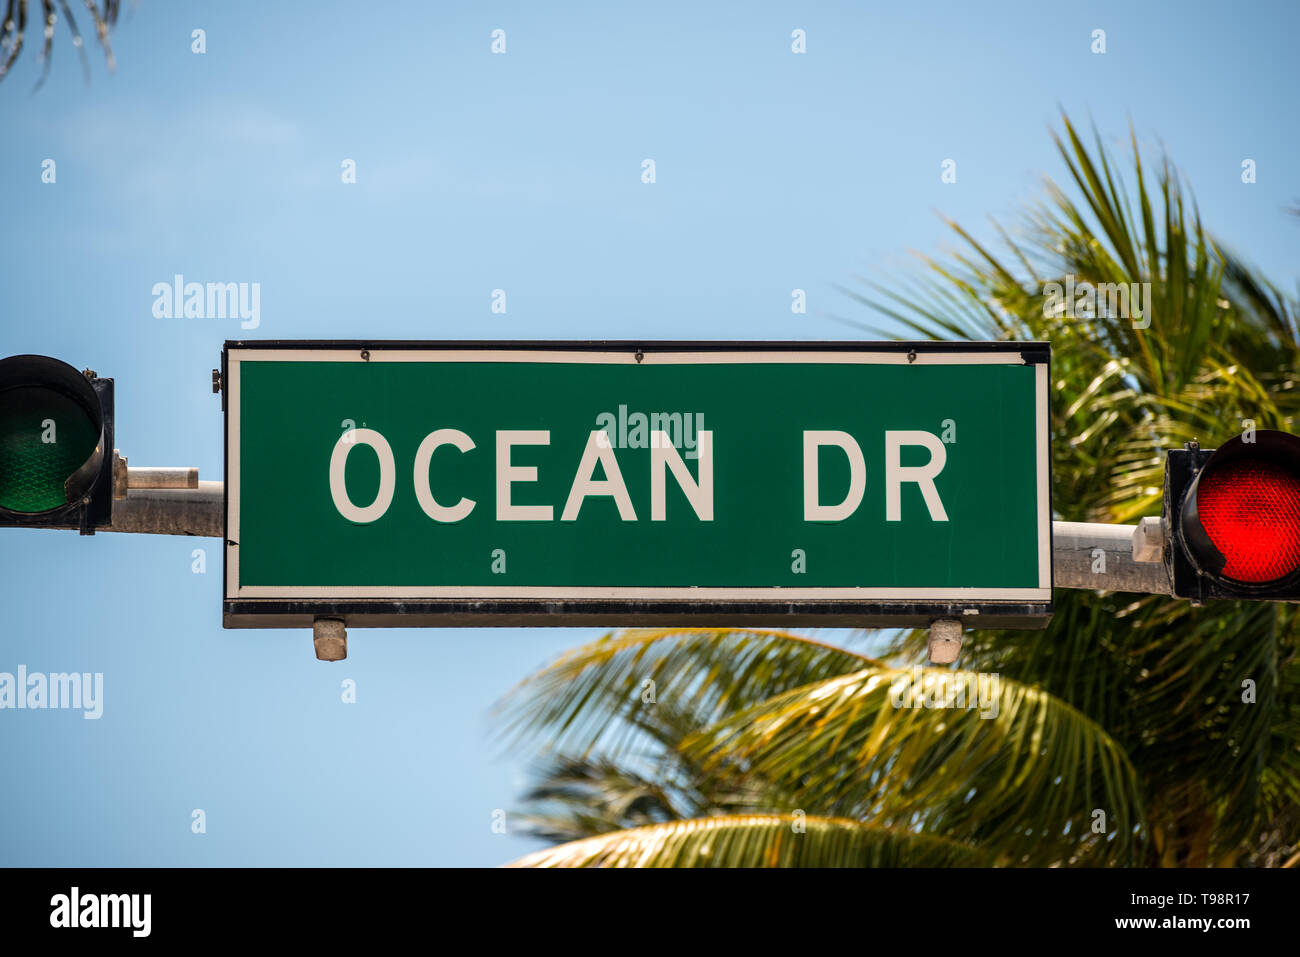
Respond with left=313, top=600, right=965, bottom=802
left=0, top=386, right=100, bottom=513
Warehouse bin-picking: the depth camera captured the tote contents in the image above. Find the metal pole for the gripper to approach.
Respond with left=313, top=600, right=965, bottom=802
left=126, top=466, right=199, bottom=490
left=103, top=480, right=222, bottom=537
left=83, top=481, right=1177, bottom=595
left=1052, top=520, right=1171, bottom=595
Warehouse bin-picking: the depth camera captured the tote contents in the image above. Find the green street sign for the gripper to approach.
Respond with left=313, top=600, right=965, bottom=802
left=223, top=341, right=1052, bottom=629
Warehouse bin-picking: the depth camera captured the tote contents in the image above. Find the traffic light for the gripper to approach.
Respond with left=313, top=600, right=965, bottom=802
left=0, top=355, right=115, bottom=534
left=1164, top=430, right=1300, bottom=601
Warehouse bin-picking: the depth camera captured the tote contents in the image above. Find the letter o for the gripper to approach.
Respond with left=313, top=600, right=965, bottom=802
left=330, top=428, right=395, bottom=523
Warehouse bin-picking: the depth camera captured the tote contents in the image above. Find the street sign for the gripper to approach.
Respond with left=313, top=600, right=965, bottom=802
left=223, top=341, right=1052, bottom=629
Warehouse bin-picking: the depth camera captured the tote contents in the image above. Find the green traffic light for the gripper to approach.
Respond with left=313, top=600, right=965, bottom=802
left=0, top=385, right=100, bottom=513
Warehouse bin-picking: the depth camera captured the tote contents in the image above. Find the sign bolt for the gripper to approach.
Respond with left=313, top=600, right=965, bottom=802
left=927, top=618, right=963, bottom=664
left=313, top=618, right=347, bottom=661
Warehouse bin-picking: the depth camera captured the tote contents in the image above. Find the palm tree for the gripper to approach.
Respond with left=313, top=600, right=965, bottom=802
left=498, top=116, right=1300, bottom=868
left=1, top=0, right=119, bottom=89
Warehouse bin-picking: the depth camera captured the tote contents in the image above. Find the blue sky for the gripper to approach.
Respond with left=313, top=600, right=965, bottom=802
left=1, top=0, right=1297, bottom=866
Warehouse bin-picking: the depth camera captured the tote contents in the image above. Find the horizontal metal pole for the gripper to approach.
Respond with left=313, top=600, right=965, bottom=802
left=106, top=480, right=223, bottom=537
left=127, top=466, right=199, bottom=490
left=93, top=485, right=1174, bottom=596
left=1052, top=520, right=1171, bottom=595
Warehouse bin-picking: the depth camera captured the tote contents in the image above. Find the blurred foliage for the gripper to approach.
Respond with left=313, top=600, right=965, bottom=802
left=1, top=0, right=120, bottom=89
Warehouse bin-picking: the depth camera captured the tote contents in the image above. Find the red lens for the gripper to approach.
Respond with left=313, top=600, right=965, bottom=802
left=1196, top=459, right=1300, bottom=583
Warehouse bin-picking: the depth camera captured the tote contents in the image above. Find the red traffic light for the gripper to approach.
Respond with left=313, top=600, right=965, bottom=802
left=1195, top=458, right=1300, bottom=583
left=1167, top=430, right=1300, bottom=599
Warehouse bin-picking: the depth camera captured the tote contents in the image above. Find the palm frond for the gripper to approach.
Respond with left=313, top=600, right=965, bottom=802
left=506, top=814, right=993, bottom=868
left=497, top=627, right=876, bottom=761
left=683, top=665, right=1144, bottom=865
left=512, top=756, right=690, bottom=843
left=847, top=113, right=1300, bottom=865
left=0, top=0, right=115, bottom=85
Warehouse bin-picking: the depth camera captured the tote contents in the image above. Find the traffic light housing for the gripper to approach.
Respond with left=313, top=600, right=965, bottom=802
left=0, top=355, right=115, bottom=534
left=1165, top=430, right=1300, bottom=601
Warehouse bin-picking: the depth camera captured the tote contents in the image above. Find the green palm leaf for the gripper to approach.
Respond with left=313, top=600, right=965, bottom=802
left=506, top=814, right=993, bottom=868
left=497, top=627, right=875, bottom=761
left=682, top=666, right=1144, bottom=865
left=847, top=112, right=1300, bottom=865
